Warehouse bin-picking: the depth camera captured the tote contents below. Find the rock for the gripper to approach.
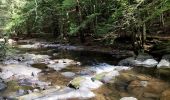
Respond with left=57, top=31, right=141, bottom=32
left=47, top=59, right=80, bottom=71
left=3, top=53, right=50, bottom=65
left=3, top=60, right=19, bottom=65
left=68, top=77, right=86, bottom=89
left=18, top=86, right=61, bottom=100
left=118, top=57, right=136, bottom=66
left=117, top=72, right=150, bottom=83
left=23, top=53, right=50, bottom=64
left=118, top=54, right=158, bottom=67
left=89, top=63, right=116, bottom=74
left=8, top=39, right=16, bottom=45
left=33, top=89, right=40, bottom=92
left=18, top=78, right=50, bottom=89
left=77, top=63, right=131, bottom=88
left=0, top=64, right=41, bottom=80
left=61, top=72, right=76, bottom=78
left=18, top=43, right=42, bottom=49
left=0, top=82, right=7, bottom=91
left=0, top=38, right=5, bottom=43
left=0, top=96, right=3, bottom=100
left=18, top=87, right=95, bottom=100
left=80, top=63, right=117, bottom=76
left=157, top=55, right=170, bottom=68
left=161, top=89, right=170, bottom=100
left=27, top=90, right=32, bottom=94
left=92, top=71, right=119, bottom=83
left=0, top=79, right=3, bottom=83
left=52, top=53, right=58, bottom=56
left=128, top=80, right=169, bottom=99
left=143, top=92, right=160, bottom=98
left=135, top=59, right=158, bottom=68
left=17, top=89, right=26, bottom=96
left=92, top=72, right=108, bottom=81
left=120, top=97, right=137, bottom=100
left=68, top=76, right=103, bottom=90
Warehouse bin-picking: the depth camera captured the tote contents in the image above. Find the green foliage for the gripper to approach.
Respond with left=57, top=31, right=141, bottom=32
left=63, top=0, right=76, bottom=9
left=0, top=0, right=169, bottom=46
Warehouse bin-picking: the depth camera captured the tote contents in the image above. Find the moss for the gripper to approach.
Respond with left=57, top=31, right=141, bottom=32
left=92, top=72, right=107, bottom=81
left=69, top=77, right=85, bottom=89
left=31, top=63, right=48, bottom=70
left=7, top=81, right=33, bottom=92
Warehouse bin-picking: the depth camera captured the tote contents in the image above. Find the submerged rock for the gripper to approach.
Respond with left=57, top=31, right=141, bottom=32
left=128, top=79, right=169, bottom=99
left=18, top=78, right=50, bottom=90
left=157, top=55, right=170, bottom=68
left=61, top=72, right=76, bottom=78
left=161, top=89, right=170, bottom=100
left=118, top=54, right=158, bottom=67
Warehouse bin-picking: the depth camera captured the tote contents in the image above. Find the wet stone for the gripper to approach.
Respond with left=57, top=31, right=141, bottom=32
left=17, top=89, right=26, bottom=96
left=0, top=82, right=7, bottom=91
left=61, top=72, right=76, bottom=78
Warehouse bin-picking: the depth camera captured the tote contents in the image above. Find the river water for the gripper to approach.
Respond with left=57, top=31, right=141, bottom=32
left=0, top=40, right=170, bottom=100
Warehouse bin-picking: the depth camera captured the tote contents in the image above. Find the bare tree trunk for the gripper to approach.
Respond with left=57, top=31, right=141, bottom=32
left=142, top=23, right=146, bottom=49
left=76, top=0, right=85, bottom=43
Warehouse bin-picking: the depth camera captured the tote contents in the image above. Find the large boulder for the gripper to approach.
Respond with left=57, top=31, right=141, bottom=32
left=118, top=54, right=158, bottom=67
left=157, top=55, right=170, bottom=68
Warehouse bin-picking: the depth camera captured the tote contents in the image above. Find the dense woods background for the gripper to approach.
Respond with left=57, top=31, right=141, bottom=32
left=0, top=0, right=170, bottom=53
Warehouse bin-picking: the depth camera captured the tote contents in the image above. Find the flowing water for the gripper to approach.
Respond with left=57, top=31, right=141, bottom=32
left=0, top=41, right=170, bottom=100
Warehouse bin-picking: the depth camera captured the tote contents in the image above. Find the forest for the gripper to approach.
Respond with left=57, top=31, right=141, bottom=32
left=0, top=0, right=170, bottom=100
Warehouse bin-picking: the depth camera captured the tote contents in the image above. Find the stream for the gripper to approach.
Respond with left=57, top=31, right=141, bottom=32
left=0, top=39, right=170, bottom=100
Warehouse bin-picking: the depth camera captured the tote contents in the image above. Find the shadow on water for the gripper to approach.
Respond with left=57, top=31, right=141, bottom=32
left=51, top=50, right=126, bottom=66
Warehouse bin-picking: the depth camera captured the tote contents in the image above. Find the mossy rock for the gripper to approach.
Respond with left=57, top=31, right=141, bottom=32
left=91, top=72, right=107, bottom=81
left=68, top=77, right=85, bottom=89
left=7, top=81, right=33, bottom=92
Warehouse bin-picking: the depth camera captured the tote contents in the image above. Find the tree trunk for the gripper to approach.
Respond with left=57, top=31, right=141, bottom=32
left=142, top=23, right=146, bottom=49
left=76, top=0, right=85, bottom=43
left=51, top=12, right=60, bottom=37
